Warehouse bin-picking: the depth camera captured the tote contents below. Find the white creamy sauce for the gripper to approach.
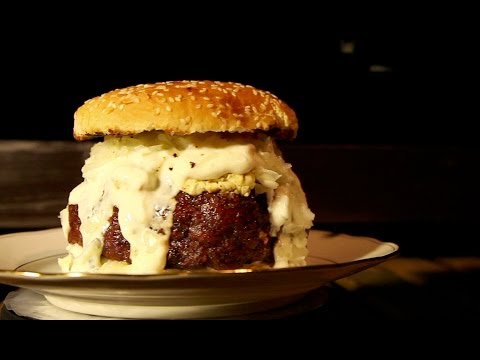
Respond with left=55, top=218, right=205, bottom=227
left=59, top=132, right=314, bottom=274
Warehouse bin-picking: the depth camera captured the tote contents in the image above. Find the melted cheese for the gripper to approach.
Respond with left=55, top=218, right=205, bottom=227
left=59, top=132, right=314, bottom=274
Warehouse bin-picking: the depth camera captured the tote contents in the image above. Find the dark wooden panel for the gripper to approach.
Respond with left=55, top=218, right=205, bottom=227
left=0, top=141, right=90, bottom=228
left=1, top=141, right=478, bottom=229
left=280, top=144, right=480, bottom=224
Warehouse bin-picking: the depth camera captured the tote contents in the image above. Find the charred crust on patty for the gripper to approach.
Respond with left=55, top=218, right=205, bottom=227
left=68, top=191, right=274, bottom=270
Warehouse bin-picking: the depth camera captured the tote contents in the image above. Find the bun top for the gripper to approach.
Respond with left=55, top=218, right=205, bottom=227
left=74, top=80, right=298, bottom=141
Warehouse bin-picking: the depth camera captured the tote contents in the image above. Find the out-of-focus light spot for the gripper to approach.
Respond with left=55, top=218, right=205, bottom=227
left=340, top=40, right=355, bottom=54
left=369, top=64, right=392, bottom=73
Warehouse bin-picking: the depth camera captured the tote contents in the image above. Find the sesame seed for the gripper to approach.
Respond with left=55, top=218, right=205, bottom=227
left=155, top=107, right=161, bottom=115
left=195, top=104, right=202, bottom=109
left=175, top=95, right=182, bottom=102
left=168, top=97, right=175, bottom=103
left=253, top=90, right=258, bottom=96
left=119, top=104, right=125, bottom=111
left=203, top=96, right=210, bottom=101
left=211, top=112, right=218, bottom=118
left=191, top=95, right=196, bottom=100
left=206, top=104, right=214, bottom=108
left=166, top=106, right=172, bottom=112
left=199, top=88, right=207, bottom=93
left=121, top=96, right=136, bottom=104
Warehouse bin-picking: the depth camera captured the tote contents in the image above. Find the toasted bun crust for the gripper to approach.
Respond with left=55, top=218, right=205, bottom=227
left=74, top=80, right=298, bottom=140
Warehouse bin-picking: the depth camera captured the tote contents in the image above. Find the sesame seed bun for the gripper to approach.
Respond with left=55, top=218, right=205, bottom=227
left=74, top=80, right=298, bottom=141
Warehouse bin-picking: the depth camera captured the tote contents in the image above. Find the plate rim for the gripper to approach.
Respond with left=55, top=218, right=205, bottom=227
left=0, top=228, right=400, bottom=283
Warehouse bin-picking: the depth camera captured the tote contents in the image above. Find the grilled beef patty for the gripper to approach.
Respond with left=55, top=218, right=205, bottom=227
left=67, top=191, right=273, bottom=270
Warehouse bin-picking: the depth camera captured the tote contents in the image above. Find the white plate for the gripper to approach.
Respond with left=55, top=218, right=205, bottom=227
left=0, top=228, right=399, bottom=319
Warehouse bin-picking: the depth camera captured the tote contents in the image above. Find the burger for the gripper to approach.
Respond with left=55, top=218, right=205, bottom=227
left=58, top=80, right=315, bottom=274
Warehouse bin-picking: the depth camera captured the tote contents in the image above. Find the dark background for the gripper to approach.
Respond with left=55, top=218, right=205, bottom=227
left=1, top=23, right=474, bottom=144
left=2, top=15, right=480, bottom=321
